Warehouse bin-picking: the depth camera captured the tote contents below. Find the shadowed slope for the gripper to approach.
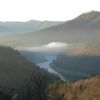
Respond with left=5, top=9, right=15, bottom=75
left=51, top=42, right=100, bottom=81
left=0, top=46, right=59, bottom=100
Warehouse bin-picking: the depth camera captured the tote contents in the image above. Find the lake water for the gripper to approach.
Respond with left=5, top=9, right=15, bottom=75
left=17, top=42, right=68, bottom=81
left=37, top=55, right=65, bottom=81
left=18, top=50, right=65, bottom=80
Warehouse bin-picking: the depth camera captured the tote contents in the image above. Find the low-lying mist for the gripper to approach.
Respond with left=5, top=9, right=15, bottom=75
left=17, top=42, right=68, bottom=54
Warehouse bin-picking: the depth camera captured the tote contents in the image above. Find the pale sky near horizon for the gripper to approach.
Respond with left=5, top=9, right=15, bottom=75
left=0, top=0, right=100, bottom=21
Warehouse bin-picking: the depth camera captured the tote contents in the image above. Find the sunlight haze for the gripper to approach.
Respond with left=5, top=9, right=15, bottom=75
left=0, top=0, right=100, bottom=21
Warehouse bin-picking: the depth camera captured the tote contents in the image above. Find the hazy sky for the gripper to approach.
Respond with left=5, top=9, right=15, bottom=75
left=0, top=0, right=100, bottom=21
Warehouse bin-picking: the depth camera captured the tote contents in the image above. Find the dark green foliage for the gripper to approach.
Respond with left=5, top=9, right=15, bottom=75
left=52, top=56, right=96, bottom=81
left=0, top=46, right=59, bottom=100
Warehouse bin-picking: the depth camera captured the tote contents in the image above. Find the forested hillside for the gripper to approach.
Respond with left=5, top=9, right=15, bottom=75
left=0, top=46, right=59, bottom=100
left=51, top=42, right=100, bottom=81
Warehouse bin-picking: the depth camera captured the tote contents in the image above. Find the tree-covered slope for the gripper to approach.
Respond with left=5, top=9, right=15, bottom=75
left=51, top=42, right=100, bottom=81
left=0, top=46, right=59, bottom=100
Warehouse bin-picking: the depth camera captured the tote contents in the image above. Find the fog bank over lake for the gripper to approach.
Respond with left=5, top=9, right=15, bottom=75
left=17, top=42, right=68, bottom=81
left=17, top=42, right=68, bottom=53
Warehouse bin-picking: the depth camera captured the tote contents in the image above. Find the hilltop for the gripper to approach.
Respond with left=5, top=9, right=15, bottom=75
left=16, top=11, right=100, bottom=46
left=0, top=20, right=63, bottom=34
left=1, top=11, right=100, bottom=46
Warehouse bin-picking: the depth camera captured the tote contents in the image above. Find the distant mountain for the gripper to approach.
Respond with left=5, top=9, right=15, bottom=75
left=45, top=76, right=100, bottom=100
left=0, top=20, right=63, bottom=34
left=15, top=11, right=100, bottom=46
left=1, top=11, right=100, bottom=47
left=50, top=42, right=100, bottom=81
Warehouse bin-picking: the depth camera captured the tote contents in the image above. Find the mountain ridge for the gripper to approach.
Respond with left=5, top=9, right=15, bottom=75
left=0, top=20, right=63, bottom=34
left=1, top=11, right=100, bottom=46
left=17, top=10, right=100, bottom=46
